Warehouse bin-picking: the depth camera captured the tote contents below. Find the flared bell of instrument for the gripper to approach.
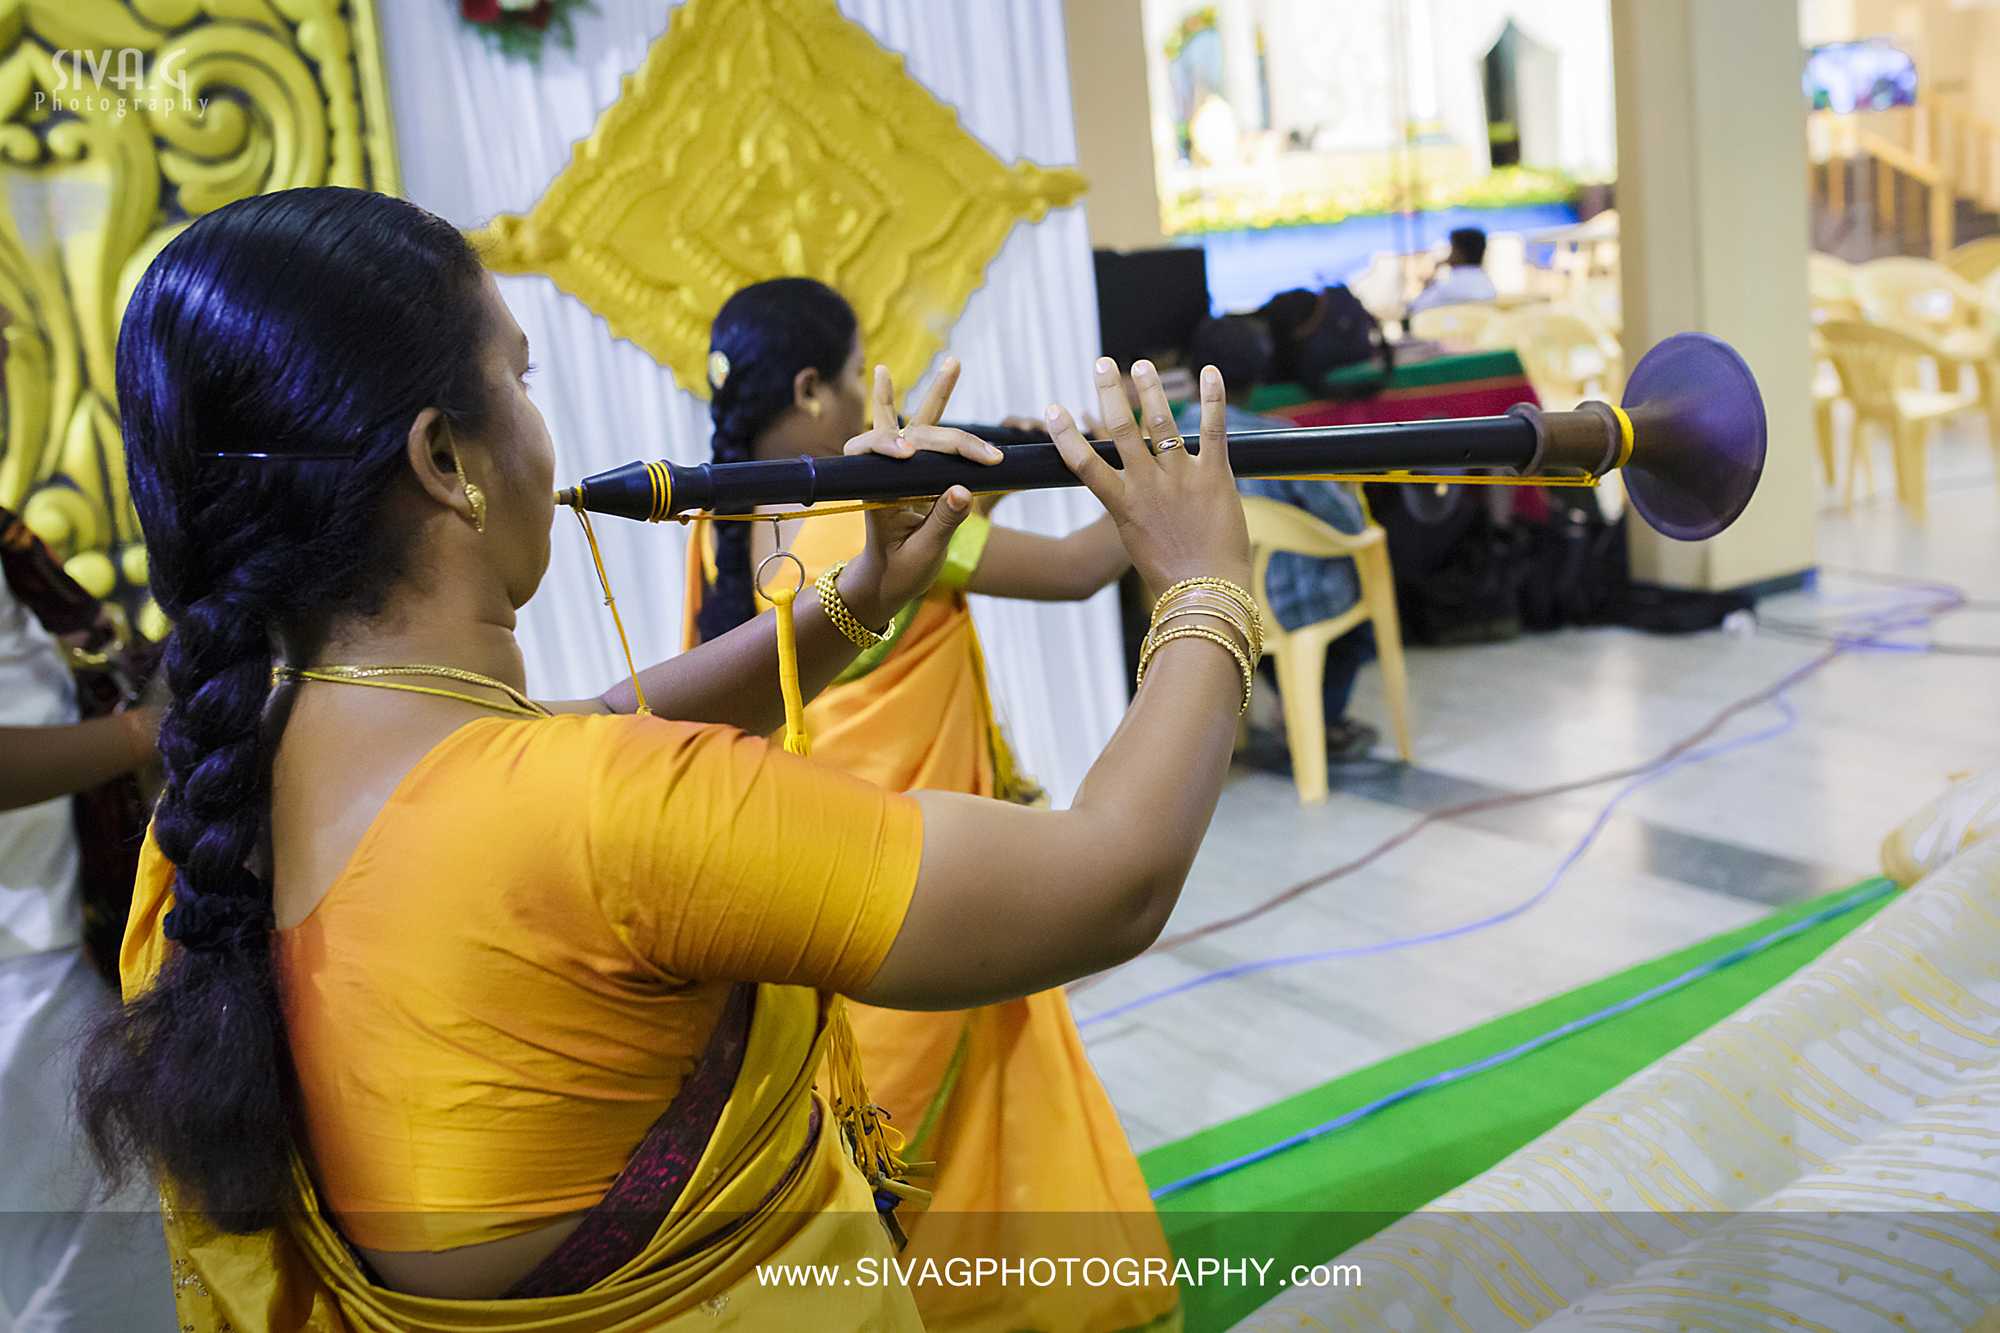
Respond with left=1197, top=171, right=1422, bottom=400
left=1619, top=332, right=1767, bottom=542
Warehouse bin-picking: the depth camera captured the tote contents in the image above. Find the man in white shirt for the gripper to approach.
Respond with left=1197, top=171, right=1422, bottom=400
left=1406, top=228, right=1499, bottom=316
left=0, top=570, right=174, bottom=1330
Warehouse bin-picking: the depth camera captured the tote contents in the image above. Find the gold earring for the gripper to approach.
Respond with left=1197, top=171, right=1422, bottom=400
left=464, top=480, right=487, bottom=534
left=804, top=399, right=822, bottom=420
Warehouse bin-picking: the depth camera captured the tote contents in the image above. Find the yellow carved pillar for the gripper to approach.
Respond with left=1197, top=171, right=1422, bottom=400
left=0, top=0, right=398, bottom=628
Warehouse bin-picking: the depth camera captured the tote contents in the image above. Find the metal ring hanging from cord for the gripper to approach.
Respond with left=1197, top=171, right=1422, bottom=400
left=754, top=546, right=807, bottom=603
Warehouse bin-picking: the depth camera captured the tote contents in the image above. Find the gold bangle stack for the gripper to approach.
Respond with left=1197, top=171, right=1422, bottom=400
left=1153, top=591, right=1263, bottom=657
left=815, top=560, right=897, bottom=651
left=1150, top=577, right=1263, bottom=657
left=1137, top=577, right=1264, bottom=715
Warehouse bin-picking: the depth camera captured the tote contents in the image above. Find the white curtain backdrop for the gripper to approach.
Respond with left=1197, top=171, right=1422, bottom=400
left=376, top=0, right=1124, bottom=802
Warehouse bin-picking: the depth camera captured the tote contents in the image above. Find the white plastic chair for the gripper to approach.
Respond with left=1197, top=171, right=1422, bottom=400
left=1408, top=302, right=1509, bottom=352
left=1240, top=496, right=1412, bottom=805
left=1505, top=305, right=1624, bottom=412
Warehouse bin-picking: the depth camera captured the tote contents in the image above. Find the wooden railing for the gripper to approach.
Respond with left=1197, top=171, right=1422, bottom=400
left=1810, top=110, right=1954, bottom=257
left=1812, top=96, right=2000, bottom=257
left=1921, top=92, right=2000, bottom=216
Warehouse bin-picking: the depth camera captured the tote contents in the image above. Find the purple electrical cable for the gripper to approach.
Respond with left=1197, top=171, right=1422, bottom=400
left=1079, top=696, right=1801, bottom=1031
left=1761, top=573, right=1964, bottom=649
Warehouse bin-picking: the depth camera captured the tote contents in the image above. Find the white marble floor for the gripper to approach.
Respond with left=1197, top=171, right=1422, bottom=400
left=1079, top=424, right=2000, bottom=1154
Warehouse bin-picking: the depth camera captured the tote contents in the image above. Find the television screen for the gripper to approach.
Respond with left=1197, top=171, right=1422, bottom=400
left=1804, top=40, right=1918, bottom=113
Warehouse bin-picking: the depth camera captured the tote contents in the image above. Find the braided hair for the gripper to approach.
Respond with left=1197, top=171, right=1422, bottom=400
left=694, top=278, right=857, bottom=643
left=75, top=187, right=493, bottom=1231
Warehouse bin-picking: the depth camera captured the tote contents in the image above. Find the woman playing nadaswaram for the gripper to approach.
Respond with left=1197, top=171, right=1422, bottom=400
left=79, top=186, right=1256, bottom=1331
left=687, top=279, right=1173, bottom=1333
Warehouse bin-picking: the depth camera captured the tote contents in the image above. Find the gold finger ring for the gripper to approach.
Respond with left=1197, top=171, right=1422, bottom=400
left=1154, top=436, right=1187, bottom=453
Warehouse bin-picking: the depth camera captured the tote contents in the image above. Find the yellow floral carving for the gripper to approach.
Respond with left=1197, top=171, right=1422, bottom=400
left=0, top=0, right=396, bottom=612
left=473, top=0, right=1086, bottom=397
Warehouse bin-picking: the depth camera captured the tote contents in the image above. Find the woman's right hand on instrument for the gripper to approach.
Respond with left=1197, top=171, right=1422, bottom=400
left=866, top=358, right=1256, bottom=1012
left=838, top=359, right=1003, bottom=624
left=1045, top=357, right=1251, bottom=601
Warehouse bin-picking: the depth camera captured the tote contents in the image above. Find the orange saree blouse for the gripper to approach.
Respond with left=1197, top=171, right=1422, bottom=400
left=274, top=712, right=922, bottom=1253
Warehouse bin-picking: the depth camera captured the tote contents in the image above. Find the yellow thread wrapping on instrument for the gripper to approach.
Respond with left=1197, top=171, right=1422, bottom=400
left=1611, top=404, right=1635, bottom=469
left=1278, top=472, right=1598, bottom=488
left=568, top=503, right=652, bottom=716
left=650, top=460, right=674, bottom=522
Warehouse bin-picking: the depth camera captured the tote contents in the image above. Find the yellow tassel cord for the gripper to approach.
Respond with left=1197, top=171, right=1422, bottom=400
left=825, top=994, right=934, bottom=1243
left=764, top=577, right=812, bottom=758
left=568, top=502, right=652, bottom=716
left=752, top=546, right=929, bottom=1237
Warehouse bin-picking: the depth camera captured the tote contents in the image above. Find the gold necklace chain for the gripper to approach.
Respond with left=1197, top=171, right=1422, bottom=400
left=271, top=663, right=551, bottom=720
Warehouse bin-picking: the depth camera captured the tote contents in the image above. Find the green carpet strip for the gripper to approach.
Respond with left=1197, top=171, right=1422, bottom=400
left=1136, top=878, right=1896, bottom=1331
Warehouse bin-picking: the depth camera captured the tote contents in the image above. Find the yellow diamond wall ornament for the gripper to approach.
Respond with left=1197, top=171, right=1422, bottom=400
left=471, top=0, right=1086, bottom=398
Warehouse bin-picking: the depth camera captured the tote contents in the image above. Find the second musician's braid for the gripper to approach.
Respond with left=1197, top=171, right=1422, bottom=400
left=696, top=278, right=860, bottom=643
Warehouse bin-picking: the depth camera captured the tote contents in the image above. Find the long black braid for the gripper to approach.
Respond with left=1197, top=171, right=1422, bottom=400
left=75, top=188, right=492, bottom=1231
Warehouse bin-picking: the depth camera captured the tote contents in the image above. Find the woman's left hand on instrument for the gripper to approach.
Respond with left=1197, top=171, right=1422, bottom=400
left=839, top=358, right=1003, bottom=624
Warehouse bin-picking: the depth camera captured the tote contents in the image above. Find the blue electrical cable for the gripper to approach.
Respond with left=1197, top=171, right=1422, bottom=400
left=1147, top=873, right=1896, bottom=1201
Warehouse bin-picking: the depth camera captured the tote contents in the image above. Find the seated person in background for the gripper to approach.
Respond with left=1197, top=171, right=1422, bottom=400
left=1177, top=315, right=1379, bottom=760
left=1407, top=227, right=1498, bottom=316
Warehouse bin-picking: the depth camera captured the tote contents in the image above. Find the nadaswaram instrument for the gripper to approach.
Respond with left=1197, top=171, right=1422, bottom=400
left=556, top=332, right=1768, bottom=543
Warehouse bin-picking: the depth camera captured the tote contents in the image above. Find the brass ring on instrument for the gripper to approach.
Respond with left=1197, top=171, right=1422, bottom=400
left=1154, top=435, right=1187, bottom=454
left=755, top=548, right=807, bottom=601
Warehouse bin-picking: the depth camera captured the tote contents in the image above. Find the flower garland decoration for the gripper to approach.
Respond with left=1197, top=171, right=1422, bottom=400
left=1163, top=6, right=1219, bottom=63
left=459, top=0, right=594, bottom=62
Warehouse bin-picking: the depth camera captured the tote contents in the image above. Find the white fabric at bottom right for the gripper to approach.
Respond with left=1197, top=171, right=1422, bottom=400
left=1236, top=838, right=2000, bottom=1332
